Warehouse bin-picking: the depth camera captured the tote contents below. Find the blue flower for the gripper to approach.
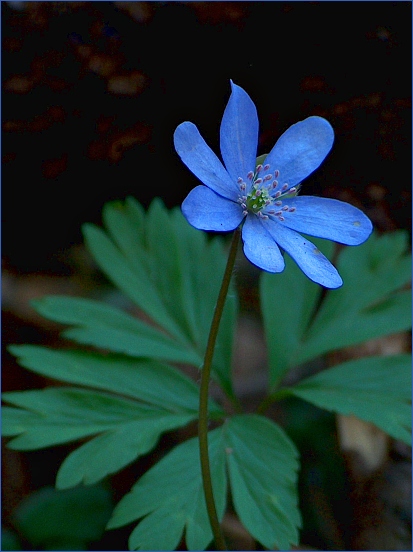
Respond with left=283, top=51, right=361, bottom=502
left=174, top=81, right=373, bottom=288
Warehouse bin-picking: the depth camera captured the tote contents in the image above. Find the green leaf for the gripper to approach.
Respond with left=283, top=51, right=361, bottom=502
left=260, top=237, right=331, bottom=389
left=2, top=406, right=37, bottom=436
left=3, top=387, right=142, bottom=449
left=226, top=415, right=301, bottom=551
left=2, top=387, right=192, bottom=448
left=1, top=528, right=21, bottom=551
left=2, top=386, right=195, bottom=487
left=7, top=346, right=223, bottom=416
left=168, top=207, right=238, bottom=397
left=288, top=354, right=412, bottom=445
left=29, top=198, right=238, bottom=390
left=83, top=222, right=189, bottom=346
left=108, top=428, right=227, bottom=551
left=32, top=296, right=202, bottom=366
left=83, top=197, right=237, bottom=397
left=261, top=231, right=411, bottom=386
left=56, top=412, right=194, bottom=489
left=108, top=414, right=301, bottom=551
left=296, top=231, right=412, bottom=365
left=13, top=485, right=112, bottom=549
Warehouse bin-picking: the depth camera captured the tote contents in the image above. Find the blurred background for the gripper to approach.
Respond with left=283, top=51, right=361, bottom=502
left=2, top=2, right=412, bottom=550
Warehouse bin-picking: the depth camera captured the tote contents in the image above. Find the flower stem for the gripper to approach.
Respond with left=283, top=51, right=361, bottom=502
left=198, top=227, right=241, bottom=551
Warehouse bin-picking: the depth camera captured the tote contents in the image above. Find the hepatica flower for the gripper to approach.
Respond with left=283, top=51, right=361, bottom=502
left=174, top=82, right=372, bottom=288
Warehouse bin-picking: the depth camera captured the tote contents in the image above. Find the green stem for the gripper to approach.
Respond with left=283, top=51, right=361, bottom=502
left=198, top=227, right=241, bottom=551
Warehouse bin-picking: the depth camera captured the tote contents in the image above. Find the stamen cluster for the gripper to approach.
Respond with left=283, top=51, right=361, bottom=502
left=237, top=163, right=298, bottom=222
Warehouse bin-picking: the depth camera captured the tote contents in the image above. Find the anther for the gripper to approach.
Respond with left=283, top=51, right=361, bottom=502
left=289, top=207, right=296, bottom=212
left=274, top=170, right=279, bottom=178
left=281, top=183, right=289, bottom=191
left=264, top=164, right=270, bottom=171
left=256, top=164, right=263, bottom=173
left=282, top=205, right=289, bottom=211
left=278, top=216, right=285, bottom=221
left=275, top=200, right=282, bottom=206
left=237, top=177, right=243, bottom=183
left=247, top=171, right=254, bottom=180
left=255, top=178, right=263, bottom=185
left=272, top=180, right=278, bottom=188
left=264, top=174, right=272, bottom=182
left=274, top=191, right=281, bottom=199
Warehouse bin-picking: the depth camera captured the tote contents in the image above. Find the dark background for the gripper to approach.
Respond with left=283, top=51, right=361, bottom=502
left=2, top=2, right=412, bottom=551
left=2, top=1, right=411, bottom=273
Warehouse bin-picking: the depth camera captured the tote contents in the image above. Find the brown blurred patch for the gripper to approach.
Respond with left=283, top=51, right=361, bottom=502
left=2, top=36, right=23, bottom=53
left=41, top=153, right=68, bottom=179
left=107, top=71, right=147, bottom=96
left=300, top=75, right=329, bottom=93
left=88, top=122, right=151, bottom=163
left=114, top=1, right=154, bottom=24
left=3, top=75, right=35, bottom=94
left=189, top=1, right=248, bottom=24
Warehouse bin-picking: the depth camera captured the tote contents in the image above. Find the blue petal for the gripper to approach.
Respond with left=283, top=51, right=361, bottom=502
left=264, top=116, right=334, bottom=188
left=220, top=81, right=259, bottom=183
left=278, top=196, right=373, bottom=245
left=174, top=122, right=238, bottom=201
left=242, top=215, right=285, bottom=272
left=266, top=221, right=343, bottom=288
left=182, top=185, right=244, bottom=231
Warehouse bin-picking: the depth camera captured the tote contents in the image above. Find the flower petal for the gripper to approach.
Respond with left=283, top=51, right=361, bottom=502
left=242, top=215, right=285, bottom=273
left=264, top=116, right=334, bottom=188
left=266, top=221, right=343, bottom=288
left=182, top=185, right=244, bottom=231
left=174, top=122, right=238, bottom=201
left=220, top=81, right=259, bottom=183
left=278, top=196, right=373, bottom=245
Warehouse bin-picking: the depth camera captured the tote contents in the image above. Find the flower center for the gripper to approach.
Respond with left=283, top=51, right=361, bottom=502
left=237, top=162, right=299, bottom=221
left=246, top=185, right=271, bottom=214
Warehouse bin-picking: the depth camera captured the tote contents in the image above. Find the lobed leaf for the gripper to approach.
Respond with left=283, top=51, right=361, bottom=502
left=81, top=197, right=237, bottom=397
left=288, top=354, right=412, bottom=445
left=2, top=387, right=192, bottom=447
left=108, top=414, right=301, bottom=551
left=261, top=231, right=412, bottom=388
left=83, top=222, right=188, bottom=346
left=260, top=237, right=331, bottom=389
left=2, top=386, right=195, bottom=487
left=32, top=295, right=201, bottom=366
left=297, top=290, right=411, bottom=365
left=7, top=345, right=223, bottom=416
left=225, top=415, right=301, bottom=551
left=296, top=231, right=412, bottom=365
left=108, top=428, right=227, bottom=551
left=56, top=413, right=194, bottom=489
